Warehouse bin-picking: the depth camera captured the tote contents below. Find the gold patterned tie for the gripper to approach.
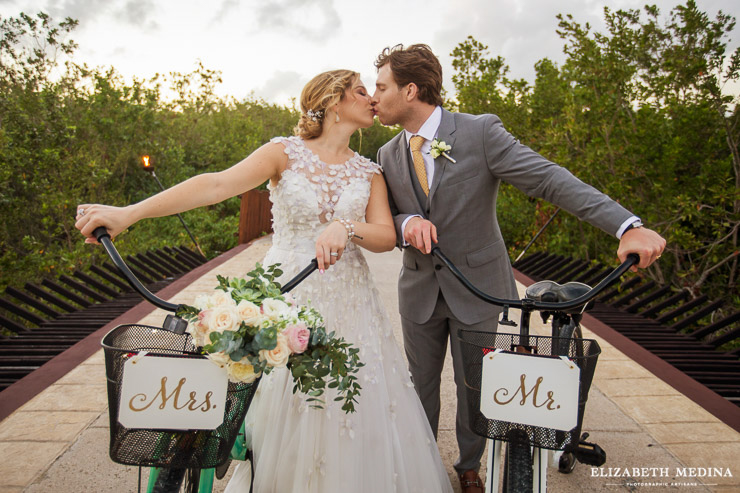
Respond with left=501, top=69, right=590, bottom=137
left=409, top=135, right=429, bottom=196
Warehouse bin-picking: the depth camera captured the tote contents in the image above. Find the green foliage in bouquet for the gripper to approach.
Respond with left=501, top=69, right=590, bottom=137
left=177, top=263, right=363, bottom=413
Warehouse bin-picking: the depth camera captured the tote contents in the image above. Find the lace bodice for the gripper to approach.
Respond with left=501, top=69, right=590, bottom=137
left=268, top=136, right=381, bottom=254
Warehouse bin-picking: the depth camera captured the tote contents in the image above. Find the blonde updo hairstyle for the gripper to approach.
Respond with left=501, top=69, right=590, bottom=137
left=294, top=69, right=359, bottom=139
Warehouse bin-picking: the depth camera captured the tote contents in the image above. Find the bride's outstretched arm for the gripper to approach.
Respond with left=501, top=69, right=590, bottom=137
left=75, top=142, right=287, bottom=242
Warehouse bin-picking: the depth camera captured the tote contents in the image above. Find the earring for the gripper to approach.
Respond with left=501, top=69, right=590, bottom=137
left=335, top=111, right=340, bottom=123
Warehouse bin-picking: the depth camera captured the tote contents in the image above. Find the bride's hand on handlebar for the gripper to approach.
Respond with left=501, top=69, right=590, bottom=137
left=75, top=204, right=134, bottom=244
left=315, top=220, right=348, bottom=273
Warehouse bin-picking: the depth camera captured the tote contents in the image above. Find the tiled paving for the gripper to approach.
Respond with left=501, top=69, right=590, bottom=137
left=0, top=236, right=738, bottom=492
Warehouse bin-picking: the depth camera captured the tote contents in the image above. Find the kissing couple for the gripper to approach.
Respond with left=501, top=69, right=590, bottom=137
left=76, top=44, right=665, bottom=492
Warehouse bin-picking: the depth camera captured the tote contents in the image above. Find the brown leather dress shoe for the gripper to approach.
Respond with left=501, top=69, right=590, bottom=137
left=459, top=469, right=484, bottom=493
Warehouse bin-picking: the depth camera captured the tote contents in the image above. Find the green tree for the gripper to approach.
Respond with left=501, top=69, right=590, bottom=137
left=450, top=1, right=739, bottom=310
left=0, top=10, right=403, bottom=301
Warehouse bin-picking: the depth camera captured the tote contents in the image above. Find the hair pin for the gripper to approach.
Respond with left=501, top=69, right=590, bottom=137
left=306, top=109, right=324, bottom=122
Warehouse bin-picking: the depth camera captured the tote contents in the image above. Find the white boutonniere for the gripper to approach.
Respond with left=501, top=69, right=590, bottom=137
left=430, top=139, right=456, bottom=163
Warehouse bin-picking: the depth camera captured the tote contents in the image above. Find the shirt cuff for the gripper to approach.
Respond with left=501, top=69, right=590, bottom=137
left=400, top=215, right=422, bottom=247
left=615, top=215, right=640, bottom=239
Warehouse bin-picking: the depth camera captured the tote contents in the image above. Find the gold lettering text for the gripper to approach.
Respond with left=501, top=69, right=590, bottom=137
left=493, top=374, right=558, bottom=410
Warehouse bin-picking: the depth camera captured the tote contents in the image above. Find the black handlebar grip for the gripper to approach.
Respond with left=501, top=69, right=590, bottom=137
left=626, top=252, right=640, bottom=267
left=93, top=226, right=110, bottom=242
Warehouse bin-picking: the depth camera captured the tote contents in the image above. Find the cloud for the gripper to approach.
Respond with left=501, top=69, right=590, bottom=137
left=117, top=0, right=158, bottom=29
left=41, top=0, right=110, bottom=24
left=31, top=0, right=157, bottom=30
left=430, top=0, right=739, bottom=88
left=253, top=69, right=307, bottom=104
left=211, top=0, right=239, bottom=24
left=254, top=0, right=340, bottom=43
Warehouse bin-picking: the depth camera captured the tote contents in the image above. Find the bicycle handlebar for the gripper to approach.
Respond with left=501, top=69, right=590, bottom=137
left=95, top=227, right=181, bottom=312
left=93, top=227, right=318, bottom=313
left=431, top=246, right=639, bottom=312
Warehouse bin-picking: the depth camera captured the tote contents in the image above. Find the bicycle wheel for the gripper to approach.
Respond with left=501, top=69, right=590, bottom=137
left=150, top=467, right=201, bottom=493
left=182, top=468, right=201, bottom=493
left=572, top=324, right=585, bottom=358
left=502, top=430, right=533, bottom=493
left=558, top=323, right=587, bottom=475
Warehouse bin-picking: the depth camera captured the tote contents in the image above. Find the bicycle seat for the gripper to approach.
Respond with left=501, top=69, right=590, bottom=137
left=525, top=280, right=592, bottom=312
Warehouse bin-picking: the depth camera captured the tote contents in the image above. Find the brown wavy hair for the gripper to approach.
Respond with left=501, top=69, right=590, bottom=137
left=294, top=69, right=359, bottom=139
left=374, top=44, right=443, bottom=107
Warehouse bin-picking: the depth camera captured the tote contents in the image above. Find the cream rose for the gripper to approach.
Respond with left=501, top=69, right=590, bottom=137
left=227, top=359, right=261, bottom=383
left=259, top=334, right=291, bottom=368
left=209, top=289, right=236, bottom=308
left=261, top=298, right=290, bottom=321
left=236, top=300, right=261, bottom=323
left=208, top=305, right=240, bottom=333
left=283, top=322, right=310, bottom=354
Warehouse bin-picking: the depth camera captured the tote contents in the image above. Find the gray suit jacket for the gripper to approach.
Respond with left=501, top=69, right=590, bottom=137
left=377, top=109, right=633, bottom=325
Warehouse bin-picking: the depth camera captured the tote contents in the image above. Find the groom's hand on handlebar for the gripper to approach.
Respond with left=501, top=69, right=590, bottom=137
left=404, top=217, right=438, bottom=254
left=617, top=226, right=666, bottom=272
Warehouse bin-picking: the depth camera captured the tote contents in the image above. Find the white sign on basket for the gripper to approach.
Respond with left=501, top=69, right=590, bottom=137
left=480, top=350, right=581, bottom=431
left=118, top=354, right=229, bottom=430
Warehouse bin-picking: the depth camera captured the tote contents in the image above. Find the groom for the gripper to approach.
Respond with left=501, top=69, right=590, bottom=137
left=372, top=44, right=665, bottom=492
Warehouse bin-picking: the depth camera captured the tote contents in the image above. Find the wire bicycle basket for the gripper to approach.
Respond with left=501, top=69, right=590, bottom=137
left=458, top=330, right=600, bottom=451
left=102, top=324, right=259, bottom=469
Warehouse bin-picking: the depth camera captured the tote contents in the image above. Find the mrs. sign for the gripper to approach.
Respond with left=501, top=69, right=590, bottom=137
left=118, top=354, right=229, bottom=430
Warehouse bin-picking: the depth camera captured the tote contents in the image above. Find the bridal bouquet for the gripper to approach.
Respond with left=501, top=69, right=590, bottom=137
left=176, top=263, right=363, bottom=413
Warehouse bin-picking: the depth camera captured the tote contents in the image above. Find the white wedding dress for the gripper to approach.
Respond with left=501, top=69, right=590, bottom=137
left=225, top=136, right=452, bottom=493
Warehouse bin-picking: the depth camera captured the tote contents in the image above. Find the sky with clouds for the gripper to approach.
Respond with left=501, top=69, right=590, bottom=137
left=1, top=0, right=738, bottom=105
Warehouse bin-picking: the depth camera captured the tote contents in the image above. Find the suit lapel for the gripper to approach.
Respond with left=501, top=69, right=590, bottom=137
left=428, top=109, right=456, bottom=201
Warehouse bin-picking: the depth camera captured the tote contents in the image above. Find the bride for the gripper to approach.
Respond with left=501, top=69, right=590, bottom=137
left=75, top=69, right=453, bottom=492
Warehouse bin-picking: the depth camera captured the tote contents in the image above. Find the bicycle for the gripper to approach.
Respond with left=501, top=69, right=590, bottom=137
left=94, top=227, right=317, bottom=493
left=431, top=246, right=638, bottom=492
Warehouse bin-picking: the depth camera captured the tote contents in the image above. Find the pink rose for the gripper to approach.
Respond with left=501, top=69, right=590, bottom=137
left=186, top=310, right=212, bottom=346
left=283, top=322, right=310, bottom=354
left=198, top=309, right=211, bottom=322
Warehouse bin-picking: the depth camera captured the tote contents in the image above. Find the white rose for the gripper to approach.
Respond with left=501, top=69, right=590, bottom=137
left=193, top=294, right=210, bottom=310
left=226, top=359, right=261, bottom=383
left=208, top=305, right=240, bottom=333
left=261, top=298, right=290, bottom=321
left=259, top=334, right=291, bottom=368
left=209, top=290, right=236, bottom=308
left=208, top=351, right=232, bottom=368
